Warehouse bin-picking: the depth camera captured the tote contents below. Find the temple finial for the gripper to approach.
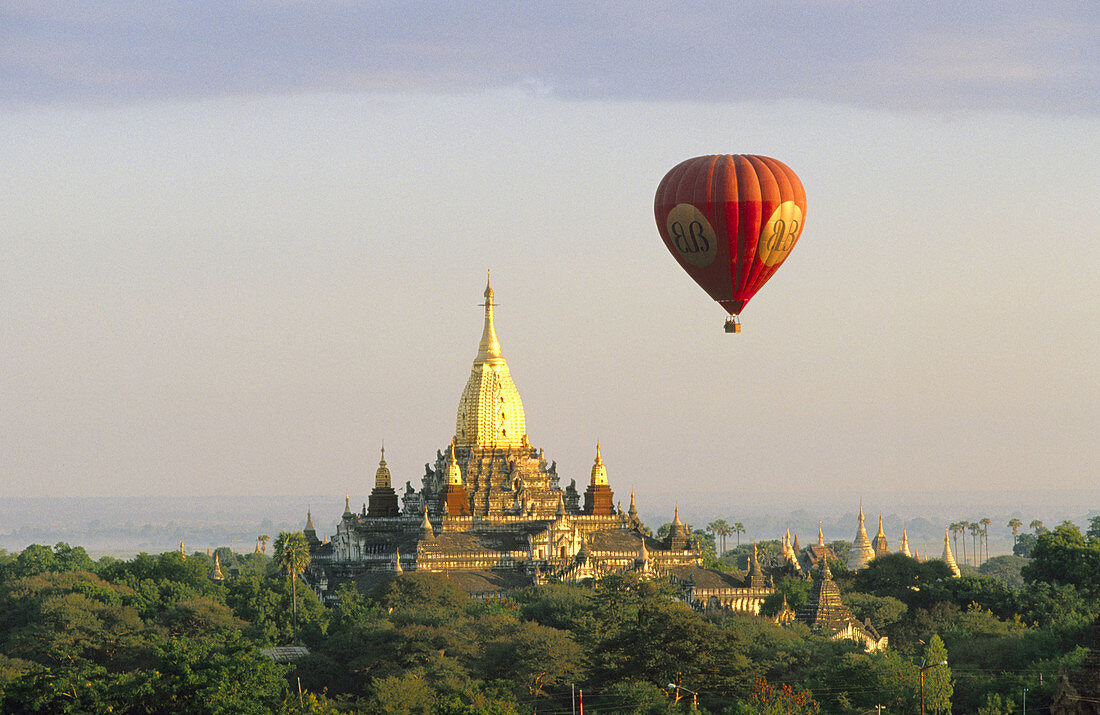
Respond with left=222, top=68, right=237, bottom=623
left=477, top=271, right=502, bottom=362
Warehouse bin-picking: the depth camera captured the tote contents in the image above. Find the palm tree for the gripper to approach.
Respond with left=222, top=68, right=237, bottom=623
left=968, top=522, right=981, bottom=566
left=707, top=520, right=729, bottom=553
left=258, top=534, right=270, bottom=555
left=733, top=522, right=746, bottom=547
left=1030, top=519, right=1046, bottom=535
left=979, top=517, right=992, bottom=563
left=1007, top=518, right=1022, bottom=548
left=273, top=531, right=311, bottom=643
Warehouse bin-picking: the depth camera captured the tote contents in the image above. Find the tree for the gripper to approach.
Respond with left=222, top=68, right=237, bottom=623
left=707, top=519, right=730, bottom=553
left=733, top=522, right=746, bottom=547
left=273, top=531, right=311, bottom=643
left=979, top=518, right=992, bottom=563
left=1007, top=518, right=1023, bottom=548
left=968, top=522, right=982, bottom=566
left=1013, top=532, right=1037, bottom=558
left=922, top=634, right=953, bottom=714
left=744, top=678, right=820, bottom=715
left=1029, top=519, right=1046, bottom=534
left=1021, top=522, right=1100, bottom=596
left=1088, top=516, right=1100, bottom=541
left=258, top=534, right=270, bottom=555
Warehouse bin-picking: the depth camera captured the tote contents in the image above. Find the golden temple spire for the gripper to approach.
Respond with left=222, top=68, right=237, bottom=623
left=375, top=445, right=391, bottom=489
left=876, top=515, right=886, bottom=539
left=590, top=443, right=608, bottom=486
left=179, top=540, right=186, bottom=559
left=455, top=274, right=527, bottom=448
left=211, top=553, right=225, bottom=581
left=818, top=523, right=825, bottom=547
left=901, top=527, right=911, bottom=557
left=394, top=548, right=403, bottom=574
left=942, top=526, right=961, bottom=577
left=477, top=270, right=502, bottom=364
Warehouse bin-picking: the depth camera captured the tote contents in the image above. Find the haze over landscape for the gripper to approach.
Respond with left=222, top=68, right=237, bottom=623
left=2, top=3, right=1096, bottom=544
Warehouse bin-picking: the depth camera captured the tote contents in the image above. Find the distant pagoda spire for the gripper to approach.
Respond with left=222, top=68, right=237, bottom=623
left=583, top=443, right=614, bottom=515
left=179, top=540, right=186, bottom=559
left=440, top=441, right=471, bottom=516
left=393, top=548, right=403, bottom=574
left=818, top=523, right=825, bottom=547
left=901, top=527, right=911, bottom=557
left=368, top=444, right=400, bottom=517
left=942, top=526, right=961, bottom=577
left=872, top=515, right=889, bottom=557
left=750, top=541, right=766, bottom=589
left=848, top=499, right=875, bottom=570
left=343, top=492, right=353, bottom=518
left=211, top=553, right=225, bottom=581
left=420, top=505, right=435, bottom=540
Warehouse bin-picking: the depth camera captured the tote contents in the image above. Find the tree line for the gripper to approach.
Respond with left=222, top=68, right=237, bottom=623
left=0, top=518, right=1097, bottom=713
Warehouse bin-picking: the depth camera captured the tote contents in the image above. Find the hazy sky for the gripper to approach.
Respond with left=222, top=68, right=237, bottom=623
left=2, top=2, right=1097, bottom=506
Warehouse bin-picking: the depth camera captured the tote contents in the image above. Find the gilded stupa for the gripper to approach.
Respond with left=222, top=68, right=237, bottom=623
left=941, top=526, right=961, bottom=577
left=847, top=501, right=876, bottom=570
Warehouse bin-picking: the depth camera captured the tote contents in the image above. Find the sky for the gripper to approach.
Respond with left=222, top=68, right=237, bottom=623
left=1, top=2, right=1098, bottom=514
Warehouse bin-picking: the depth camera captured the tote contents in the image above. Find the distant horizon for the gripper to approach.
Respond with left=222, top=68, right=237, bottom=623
left=3, top=491, right=1094, bottom=560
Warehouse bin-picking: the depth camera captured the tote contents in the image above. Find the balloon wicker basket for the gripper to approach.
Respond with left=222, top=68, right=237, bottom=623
left=724, top=317, right=741, bottom=334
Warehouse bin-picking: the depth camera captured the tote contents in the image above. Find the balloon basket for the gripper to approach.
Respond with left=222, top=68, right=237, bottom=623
left=724, top=317, right=741, bottom=334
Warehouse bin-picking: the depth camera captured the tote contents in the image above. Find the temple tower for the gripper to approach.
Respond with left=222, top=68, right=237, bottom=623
left=367, top=446, right=400, bottom=517
left=871, top=515, right=889, bottom=558
left=439, top=442, right=471, bottom=516
left=583, top=443, right=615, bottom=516
left=900, top=528, right=911, bottom=557
left=666, top=505, right=690, bottom=550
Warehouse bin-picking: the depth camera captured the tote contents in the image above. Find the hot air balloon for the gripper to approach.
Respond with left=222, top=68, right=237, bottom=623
left=654, top=154, right=806, bottom=332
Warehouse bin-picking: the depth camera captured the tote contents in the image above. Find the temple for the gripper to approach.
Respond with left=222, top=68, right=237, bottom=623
left=304, top=275, right=764, bottom=607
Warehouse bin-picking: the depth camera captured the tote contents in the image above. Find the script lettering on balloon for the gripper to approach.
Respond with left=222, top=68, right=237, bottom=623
left=757, top=201, right=803, bottom=267
left=666, top=203, right=717, bottom=267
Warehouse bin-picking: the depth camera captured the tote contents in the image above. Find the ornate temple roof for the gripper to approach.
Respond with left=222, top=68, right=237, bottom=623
left=454, top=273, right=527, bottom=449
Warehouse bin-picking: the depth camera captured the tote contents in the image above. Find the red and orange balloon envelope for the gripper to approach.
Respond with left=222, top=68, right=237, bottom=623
left=654, top=155, right=806, bottom=327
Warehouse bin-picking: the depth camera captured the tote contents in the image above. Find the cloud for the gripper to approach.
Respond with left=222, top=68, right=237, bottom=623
left=1, top=1, right=1096, bottom=113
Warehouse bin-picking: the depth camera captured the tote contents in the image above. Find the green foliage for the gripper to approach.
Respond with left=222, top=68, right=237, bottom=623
left=921, top=634, right=952, bottom=714
left=1013, top=532, right=1037, bottom=557
left=977, top=692, right=1018, bottom=715
left=853, top=552, right=953, bottom=605
left=760, top=576, right=811, bottom=617
left=1088, top=515, right=1100, bottom=540
left=274, top=531, right=312, bottom=643
left=978, top=554, right=1029, bottom=588
left=1022, top=522, right=1100, bottom=596
left=843, top=592, right=907, bottom=632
